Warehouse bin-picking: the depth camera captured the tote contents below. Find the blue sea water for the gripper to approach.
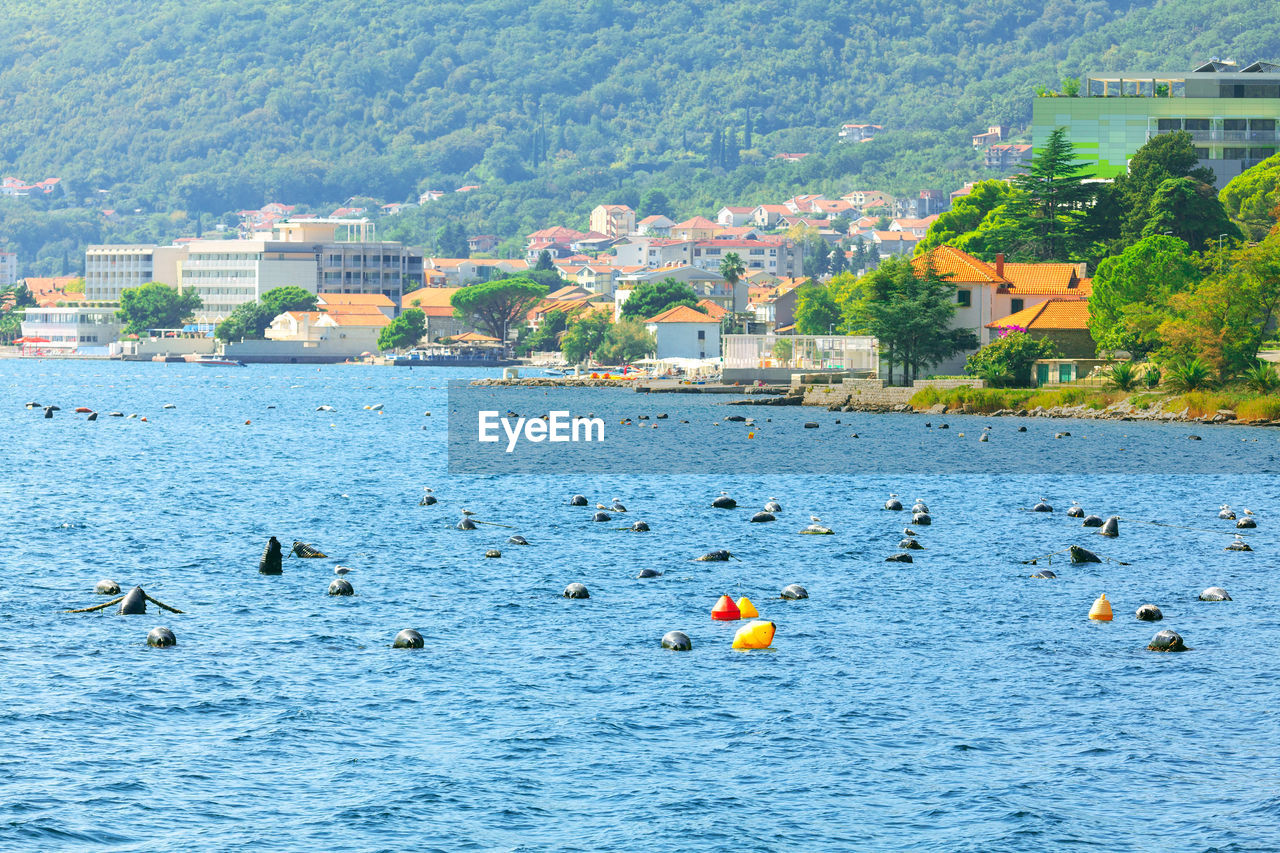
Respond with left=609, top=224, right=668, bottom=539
left=2, top=360, right=1279, bottom=852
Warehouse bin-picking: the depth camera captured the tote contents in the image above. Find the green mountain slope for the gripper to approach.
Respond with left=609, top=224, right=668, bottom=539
left=0, top=0, right=1277, bottom=265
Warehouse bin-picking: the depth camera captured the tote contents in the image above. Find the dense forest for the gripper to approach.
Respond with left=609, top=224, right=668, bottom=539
left=2, top=0, right=1280, bottom=271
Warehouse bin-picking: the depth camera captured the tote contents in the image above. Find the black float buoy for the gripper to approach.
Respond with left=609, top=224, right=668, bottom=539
left=1030, top=570, right=1056, bottom=579
left=563, top=583, right=590, bottom=599
left=637, top=568, right=662, bottom=578
left=259, top=536, right=283, bottom=574
left=695, top=549, right=732, bottom=562
left=569, top=495, right=589, bottom=506
left=456, top=517, right=476, bottom=530
left=885, top=553, right=913, bottom=563
left=662, top=630, right=692, bottom=651
left=1067, top=505, right=1084, bottom=518
left=1099, top=516, right=1119, bottom=537
left=781, top=583, right=808, bottom=600
left=899, top=538, right=923, bottom=549
left=1069, top=545, right=1102, bottom=563
left=328, top=579, right=354, bottom=596
left=913, top=512, right=931, bottom=526
left=485, top=549, right=501, bottom=558
left=119, top=586, right=147, bottom=615
left=1147, top=630, right=1187, bottom=652
left=711, top=496, right=737, bottom=509
left=1198, top=586, right=1231, bottom=601
left=95, top=579, right=120, bottom=595
left=1032, top=501, right=1053, bottom=512
left=884, top=497, right=903, bottom=511
left=508, top=535, right=529, bottom=545
left=593, top=511, right=611, bottom=522
left=1237, top=517, right=1257, bottom=529
left=631, top=520, right=650, bottom=532
left=1136, top=604, right=1163, bottom=622
left=750, top=511, right=776, bottom=523
left=146, top=627, right=177, bottom=648
left=292, top=541, right=327, bottom=558
left=393, top=629, right=424, bottom=649
left=1082, top=515, right=1104, bottom=528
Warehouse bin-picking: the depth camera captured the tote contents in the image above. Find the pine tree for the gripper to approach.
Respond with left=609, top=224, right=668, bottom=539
left=1008, top=127, right=1092, bottom=261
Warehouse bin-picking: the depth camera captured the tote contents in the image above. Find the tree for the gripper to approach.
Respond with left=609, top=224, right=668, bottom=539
left=535, top=250, right=555, bottom=271
left=827, top=246, right=848, bottom=276
left=619, top=278, right=697, bottom=319
left=1007, top=127, right=1092, bottom=260
left=561, top=312, right=610, bottom=363
left=857, top=257, right=976, bottom=384
left=451, top=278, right=547, bottom=342
left=1118, top=130, right=1217, bottom=241
left=639, top=188, right=670, bottom=219
left=1220, top=152, right=1280, bottom=241
left=718, top=252, right=746, bottom=289
left=916, top=180, right=1019, bottom=254
left=517, top=308, right=568, bottom=354
left=1142, top=177, right=1241, bottom=250
left=1087, top=235, right=1198, bottom=358
left=377, top=307, right=426, bottom=351
left=215, top=286, right=317, bottom=342
left=117, top=282, right=202, bottom=335
left=794, top=283, right=841, bottom=334
left=436, top=221, right=469, bottom=258
left=965, top=330, right=1057, bottom=387
left=1158, top=235, right=1280, bottom=379
left=596, top=318, right=655, bottom=363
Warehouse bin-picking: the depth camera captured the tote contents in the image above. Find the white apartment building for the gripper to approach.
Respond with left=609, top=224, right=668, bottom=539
left=20, top=306, right=122, bottom=352
left=84, top=245, right=183, bottom=302
left=0, top=252, right=17, bottom=287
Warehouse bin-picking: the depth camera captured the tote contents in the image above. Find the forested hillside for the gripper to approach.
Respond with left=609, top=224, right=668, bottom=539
left=1, top=0, right=1279, bottom=269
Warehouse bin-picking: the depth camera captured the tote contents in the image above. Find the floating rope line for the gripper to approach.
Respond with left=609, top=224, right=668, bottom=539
left=66, top=593, right=184, bottom=614
left=1118, top=517, right=1256, bottom=536
left=1022, top=546, right=1130, bottom=566
left=470, top=519, right=515, bottom=529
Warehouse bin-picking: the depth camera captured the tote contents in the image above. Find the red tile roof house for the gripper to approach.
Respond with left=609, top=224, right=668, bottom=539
left=911, top=245, right=1092, bottom=375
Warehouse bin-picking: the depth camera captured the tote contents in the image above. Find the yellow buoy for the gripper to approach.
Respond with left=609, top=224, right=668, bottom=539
left=732, top=620, right=775, bottom=650
left=747, top=431, right=755, bottom=439
left=1089, top=593, right=1113, bottom=621
left=736, top=596, right=759, bottom=618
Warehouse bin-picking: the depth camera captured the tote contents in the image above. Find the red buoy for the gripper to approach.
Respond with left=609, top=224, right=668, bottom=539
left=75, top=407, right=92, bottom=413
left=711, top=594, right=741, bottom=621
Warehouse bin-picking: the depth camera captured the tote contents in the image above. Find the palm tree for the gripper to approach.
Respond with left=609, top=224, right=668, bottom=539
left=719, top=252, right=746, bottom=288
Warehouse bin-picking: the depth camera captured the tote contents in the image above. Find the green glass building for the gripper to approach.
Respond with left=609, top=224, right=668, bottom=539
left=1032, top=60, right=1280, bottom=186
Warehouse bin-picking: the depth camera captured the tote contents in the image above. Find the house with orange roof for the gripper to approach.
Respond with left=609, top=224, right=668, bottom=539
left=635, top=214, right=674, bottom=237
left=872, top=230, right=920, bottom=257
left=712, top=225, right=763, bottom=240
left=589, top=204, right=636, bottom=238
left=751, top=204, right=792, bottom=229
left=401, top=285, right=486, bottom=341
left=316, top=292, right=396, bottom=320
left=985, top=298, right=1096, bottom=360
left=985, top=143, right=1034, bottom=170
left=889, top=215, right=941, bottom=238
left=696, top=299, right=729, bottom=320
left=23, top=276, right=83, bottom=307
left=644, top=305, right=719, bottom=360
left=911, top=245, right=1093, bottom=372
left=615, top=263, right=743, bottom=318
left=671, top=216, right=718, bottom=241
left=841, top=190, right=895, bottom=211
left=248, top=299, right=395, bottom=361
left=426, top=258, right=529, bottom=286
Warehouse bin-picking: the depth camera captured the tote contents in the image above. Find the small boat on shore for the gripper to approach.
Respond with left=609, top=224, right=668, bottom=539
left=195, top=356, right=246, bottom=367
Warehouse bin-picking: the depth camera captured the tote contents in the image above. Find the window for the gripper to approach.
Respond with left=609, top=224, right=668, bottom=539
left=1156, top=118, right=1182, bottom=132
left=1252, top=148, right=1276, bottom=160
left=1010, top=298, right=1024, bottom=313
left=1059, top=363, right=1073, bottom=383
left=1194, top=147, right=1210, bottom=159
left=1224, top=147, right=1248, bottom=159
left=1184, top=118, right=1210, bottom=132
left=957, top=290, right=971, bottom=307
left=697, top=330, right=705, bottom=340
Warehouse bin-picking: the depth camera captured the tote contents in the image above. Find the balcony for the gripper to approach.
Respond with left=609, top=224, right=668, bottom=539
left=1150, top=129, right=1280, bottom=143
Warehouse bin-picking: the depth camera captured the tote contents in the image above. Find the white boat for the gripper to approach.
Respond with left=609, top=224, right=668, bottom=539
left=195, top=356, right=246, bottom=367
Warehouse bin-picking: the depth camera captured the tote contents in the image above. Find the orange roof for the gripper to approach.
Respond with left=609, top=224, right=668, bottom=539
left=986, top=299, right=1091, bottom=330
left=673, top=216, right=717, bottom=230
left=403, top=287, right=461, bottom=311
left=328, top=312, right=391, bottom=328
left=873, top=231, right=917, bottom=241
left=913, top=246, right=1004, bottom=284
left=24, top=276, right=81, bottom=306
left=1001, top=263, right=1090, bottom=296
left=317, top=293, right=395, bottom=307
left=696, top=299, right=729, bottom=319
left=452, top=331, right=501, bottom=342
left=645, top=305, right=715, bottom=324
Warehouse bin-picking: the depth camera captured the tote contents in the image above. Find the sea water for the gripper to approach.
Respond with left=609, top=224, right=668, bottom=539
left=1, top=360, right=1278, bottom=852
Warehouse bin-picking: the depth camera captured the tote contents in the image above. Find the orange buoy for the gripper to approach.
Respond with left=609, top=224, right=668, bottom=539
left=732, top=620, right=776, bottom=649
left=711, top=594, right=741, bottom=621
left=747, top=431, right=755, bottom=439
left=1089, top=593, right=1113, bottom=621
left=74, top=407, right=92, bottom=413
left=736, top=596, right=759, bottom=618
left=244, top=420, right=251, bottom=425
left=140, top=417, right=148, bottom=422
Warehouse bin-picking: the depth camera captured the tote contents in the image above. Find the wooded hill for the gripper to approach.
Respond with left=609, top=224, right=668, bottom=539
left=2, top=0, right=1279, bottom=269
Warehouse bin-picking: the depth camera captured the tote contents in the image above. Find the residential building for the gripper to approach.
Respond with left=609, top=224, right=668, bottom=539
left=611, top=237, right=694, bottom=269
left=0, top=252, right=16, bottom=287
left=972, top=126, right=1009, bottom=147
left=179, top=219, right=421, bottom=323
left=716, top=206, right=756, bottom=227
left=634, top=214, right=674, bottom=236
left=526, top=226, right=589, bottom=261
left=467, top=234, right=499, bottom=254
left=85, top=245, right=184, bottom=302
left=752, top=204, right=792, bottom=229
left=227, top=295, right=393, bottom=362
left=691, top=238, right=802, bottom=277
left=986, top=298, right=1096, bottom=360
left=749, top=280, right=802, bottom=332
left=1032, top=60, right=1280, bottom=185
left=645, top=305, right=720, bottom=360
left=872, top=230, right=920, bottom=257
left=427, top=258, right=528, bottom=286
left=615, top=264, right=744, bottom=317
left=841, top=190, right=896, bottom=212
left=839, top=124, right=882, bottom=142
left=589, top=204, right=636, bottom=238
left=19, top=306, right=121, bottom=353
left=403, top=286, right=474, bottom=341
left=889, top=216, right=940, bottom=238
left=912, top=246, right=1092, bottom=374
left=671, top=216, right=718, bottom=241
left=775, top=152, right=810, bottom=162
left=985, top=143, right=1034, bottom=170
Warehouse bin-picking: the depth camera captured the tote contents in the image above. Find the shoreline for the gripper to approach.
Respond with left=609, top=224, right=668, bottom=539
left=468, top=376, right=1280, bottom=427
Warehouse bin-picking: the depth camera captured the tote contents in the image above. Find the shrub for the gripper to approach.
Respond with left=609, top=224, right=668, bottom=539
left=1243, top=362, right=1280, bottom=394
left=1170, top=391, right=1234, bottom=418
left=1143, top=365, right=1161, bottom=389
left=1236, top=396, right=1280, bottom=421
left=1166, top=358, right=1213, bottom=393
left=964, top=331, right=1057, bottom=388
left=1108, top=361, right=1139, bottom=391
